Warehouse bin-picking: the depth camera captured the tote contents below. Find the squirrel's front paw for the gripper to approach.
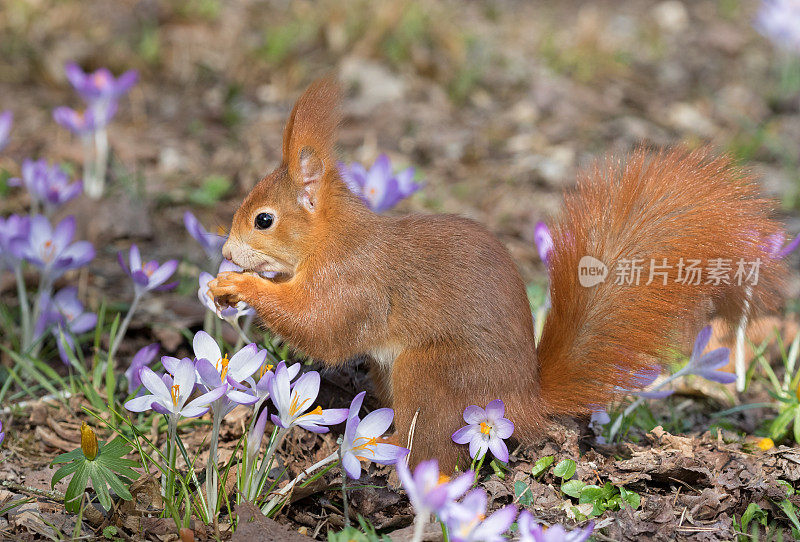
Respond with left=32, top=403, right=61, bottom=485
left=207, top=271, right=265, bottom=309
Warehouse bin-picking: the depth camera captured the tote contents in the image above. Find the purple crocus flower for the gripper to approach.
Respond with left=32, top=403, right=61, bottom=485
left=396, top=459, right=473, bottom=520
left=34, top=287, right=97, bottom=340
left=451, top=399, right=515, bottom=462
left=184, top=211, right=226, bottom=263
left=268, top=363, right=348, bottom=433
left=64, top=63, right=138, bottom=113
left=34, top=287, right=97, bottom=364
left=0, top=214, right=30, bottom=271
left=192, top=331, right=265, bottom=416
left=231, top=360, right=301, bottom=408
left=444, top=489, right=517, bottom=542
left=9, top=159, right=83, bottom=212
left=125, top=343, right=160, bottom=394
left=118, top=244, right=178, bottom=295
left=338, top=154, right=421, bottom=213
left=684, top=325, right=735, bottom=384
left=11, top=215, right=94, bottom=280
left=518, top=511, right=594, bottom=542
left=53, top=104, right=118, bottom=136
left=534, top=222, right=554, bottom=266
left=0, top=110, right=12, bottom=152
left=0, top=420, right=4, bottom=447
left=124, top=357, right=226, bottom=420
left=755, top=0, right=800, bottom=53
left=339, top=391, right=408, bottom=479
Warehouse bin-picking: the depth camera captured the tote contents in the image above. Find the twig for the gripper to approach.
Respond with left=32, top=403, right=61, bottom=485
left=1, top=481, right=64, bottom=502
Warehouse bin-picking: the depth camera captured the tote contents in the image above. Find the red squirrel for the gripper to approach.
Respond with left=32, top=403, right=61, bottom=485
left=208, top=77, right=785, bottom=470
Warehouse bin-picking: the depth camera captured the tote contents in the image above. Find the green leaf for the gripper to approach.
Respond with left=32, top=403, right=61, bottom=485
left=514, top=481, right=534, bottom=506
left=50, top=448, right=85, bottom=465
left=531, top=456, right=554, bottom=477
left=103, top=526, right=119, bottom=539
left=51, top=459, right=84, bottom=489
left=64, top=463, right=90, bottom=513
left=793, top=408, right=800, bottom=445
left=578, top=484, right=605, bottom=504
left=779, top=499, right=800, bottom=533
left=741, top=502, right=767, bottom=530
left=89, top=464, right=113, bottom=512
left=620, top=487, right=641, bottom=509
left=553, top=459, right=576, bottom=480
left=770, top=407, right=796, bottom=440
left=96, top=464, right=133, bottom=502
left=777, top=479, right=796, bottom=496
left=561, top=479, right=585, bottom=498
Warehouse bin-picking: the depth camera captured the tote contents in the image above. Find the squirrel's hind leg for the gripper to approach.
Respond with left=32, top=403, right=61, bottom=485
left=390, top=347, right=474, bottom=472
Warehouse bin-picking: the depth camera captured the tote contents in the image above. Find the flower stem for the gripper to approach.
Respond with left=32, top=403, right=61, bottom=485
left=249, top=426, right=289, bottom=501
left=92, top=127, right=108, bottom=198
left=108, top=291, right=142, bottom=362
left=82, top=135, right=100, bottom=199
left=15, top=266, right=31, bottom=350
left=340, top=447, right=350, bottom=527
left=206, top=408, right=222, bottom=520
left=29, top=275, right=54, bottom=356
left=232, top=319, right=251, bottom=350
left=411, top=513, right=427, bottom=542
left=166, top=415, right=178, bottom=502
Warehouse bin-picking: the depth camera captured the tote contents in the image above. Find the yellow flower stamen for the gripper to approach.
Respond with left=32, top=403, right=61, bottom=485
left=171, top=384, right=180, bottom=407
left=219, top=354, right=230, bottom=381
left=353, top=436, right=378, bottom=452
left=80, top=422, right=99, bottom=461
left=438, top=474, right=451, bottom=485
left=289, top=394, right=313, bottom=417
left=258, top=363, right=274, bottom=380
left=297, top=405, right=323, bottom=419
left=758, top=437, right=774, bottom=451
left=480, top=422, right=492, bottom=435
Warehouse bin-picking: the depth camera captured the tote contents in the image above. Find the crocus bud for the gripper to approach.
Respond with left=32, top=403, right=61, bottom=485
left=80, top=422, right=98, bottom=460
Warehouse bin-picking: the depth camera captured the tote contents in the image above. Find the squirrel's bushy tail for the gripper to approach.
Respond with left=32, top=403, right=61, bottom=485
left=536, top=147, right=785, bottom=415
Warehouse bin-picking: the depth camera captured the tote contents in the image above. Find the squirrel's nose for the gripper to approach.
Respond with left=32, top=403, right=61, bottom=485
left=222, top=241, right=233, bottom=262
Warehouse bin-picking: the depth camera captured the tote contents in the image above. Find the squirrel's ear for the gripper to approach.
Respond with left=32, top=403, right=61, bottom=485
left=283, top=76, right=341, bottom=212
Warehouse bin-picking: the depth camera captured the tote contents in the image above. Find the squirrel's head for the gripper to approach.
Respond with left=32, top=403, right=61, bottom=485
left=223, top=77, right=342, bottom=278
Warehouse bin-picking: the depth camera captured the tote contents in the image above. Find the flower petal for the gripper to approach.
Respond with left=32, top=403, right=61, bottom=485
left=193, top=330, right=221, bottom=365
left=493, top=418, right=514, bottom=439
left=125, top=394, right=157, bottom=412
left=462, top=405, right=485, bottom=424
left=484, top=399, right=506, bottom=421
left=695, top=347, right=730, bottom=371
left=356, top=408, right=394, bottom=438
left=342, top=452, right=362, bottom=480
left=139, top=367, right=170, bottom=398
left=452, top=425, right=478, bottom=445
left=691, top=325, right=713, bottom=363
left=488, top=436, right=509, bottom=463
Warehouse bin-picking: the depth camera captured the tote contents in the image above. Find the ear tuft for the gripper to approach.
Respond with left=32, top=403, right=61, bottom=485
left=282, top=76, right=341, bottom=210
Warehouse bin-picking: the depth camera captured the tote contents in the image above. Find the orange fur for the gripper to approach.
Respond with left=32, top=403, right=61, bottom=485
left=209, top=79, right=786, bottom=471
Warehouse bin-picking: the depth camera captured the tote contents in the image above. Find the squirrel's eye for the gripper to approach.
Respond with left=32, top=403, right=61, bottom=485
left=254, top=212, right=274, bottom=230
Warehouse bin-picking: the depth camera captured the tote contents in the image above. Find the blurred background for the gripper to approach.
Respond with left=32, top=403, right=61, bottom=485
left=1, top=0, right=798, bottom=295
